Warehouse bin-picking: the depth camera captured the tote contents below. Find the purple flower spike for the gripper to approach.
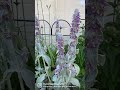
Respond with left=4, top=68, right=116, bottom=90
left=56, top=21, right=65, bottom=63
left=67, top=9, right=80, bottom=59
left=70, top=9, right=80, bottom=40
left=53, top=9, right=81, bottom=84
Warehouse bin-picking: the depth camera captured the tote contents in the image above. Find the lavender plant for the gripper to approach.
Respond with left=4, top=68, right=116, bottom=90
left=52, top=9, right=81, bottom=89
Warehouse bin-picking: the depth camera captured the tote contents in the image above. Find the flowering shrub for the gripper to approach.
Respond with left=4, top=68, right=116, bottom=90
left=53, top=9, right=80, bottom=88
left=35, top=9, right=84, bottom=90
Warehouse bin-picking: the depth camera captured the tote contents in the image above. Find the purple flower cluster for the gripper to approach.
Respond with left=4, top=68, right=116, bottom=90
left=53, top=9, right=81, bottom=81
left=71, top=9, right=80, bottom=36
left=55, top=21, right=65, bottom=63
left=67, top=9, right=80, bottom=58
left=54, top=63, right=77, bottom=78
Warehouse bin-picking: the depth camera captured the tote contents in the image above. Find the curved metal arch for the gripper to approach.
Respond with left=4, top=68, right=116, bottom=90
left=39, top=19, right=52, bottom=35
left=52, top=19, right=71, bottom=30
left=51, top=19, right=71, bottom=38
left=38, top=19, right=71, bottom=35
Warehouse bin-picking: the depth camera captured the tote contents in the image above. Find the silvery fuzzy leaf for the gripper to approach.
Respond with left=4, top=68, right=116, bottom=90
left=76, top=32, right=81, bottom=37
left=69, top=78, right=80, bottom=88
left=35, top=84, right=39, bottom=90
left=70, top=47, right=75, bottom=52
left=36, top=43, right=42, bottom=50
left=73, top=63, right=80, bottom=76
left=35, top=54, right=51, bottom=66
left=64, top=87, right=70, bottom=90
left=43, top=45, right=47, bottom=52
left=42, top=55, right=51, bottom=66
left=35, top=71, right=40, bottom=77
left=66, top=53, right=70, bottom=61
left=39, top=48, right=45, bottom=55
left=76, top=49, right=79, bottom=54
left=52, top=75, right=58, bottom=82
left=35, top=55, right=41, bottom=64
left=68, top=39, right=75, bottom=45
left=57, top=76, right=64, bottom=85
left=45, top=66, right=49, bottom=73
left=21, top=68, right=34, bottom=90
left=69, top=56, right=76, bottom=63
left=66, top=70, right=72, bottom=83
left=35, top=66, right=43, bottom=71
left=40, top=88, right=46, bottom=90
left=36, top=82, right=42, bottom=88
left=36, top=43, right=45, bottom=54
left=36, top=74, right=46, bottom=85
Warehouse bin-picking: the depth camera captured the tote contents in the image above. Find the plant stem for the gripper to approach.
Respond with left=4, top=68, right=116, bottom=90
left=42, top=58, right=51, bottom=83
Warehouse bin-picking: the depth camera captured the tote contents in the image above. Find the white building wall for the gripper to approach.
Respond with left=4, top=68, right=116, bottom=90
left=35, top=0, right=85, bottom=35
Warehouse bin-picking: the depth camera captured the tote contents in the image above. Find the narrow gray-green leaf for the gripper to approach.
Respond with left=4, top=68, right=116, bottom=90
left=74, top=63, right=80, bottom=76
left=70, top=78, right=80, bottom=88
left=36, top=74, right=46, bottom=83
left=42, top=55, right=51, bottom=66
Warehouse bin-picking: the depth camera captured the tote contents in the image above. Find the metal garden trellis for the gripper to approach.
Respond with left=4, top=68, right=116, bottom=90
left=10, top=0, right=85, bottom=45
left=36, top=19, right=72, bottom=45
left=35, top=0, right=85, bottom=45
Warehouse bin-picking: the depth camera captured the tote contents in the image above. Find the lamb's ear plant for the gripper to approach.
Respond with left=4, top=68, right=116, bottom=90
left=0, top=1, right=35, bottom=90
left=35, top=35, right=52, bottom=89
left=52, top=9, right=81, bottom=89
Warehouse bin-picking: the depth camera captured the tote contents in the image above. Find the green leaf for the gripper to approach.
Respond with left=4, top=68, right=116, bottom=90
left=69, top=78, right=80, bottom=88
left=47, top=45, right=55, bottom=67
